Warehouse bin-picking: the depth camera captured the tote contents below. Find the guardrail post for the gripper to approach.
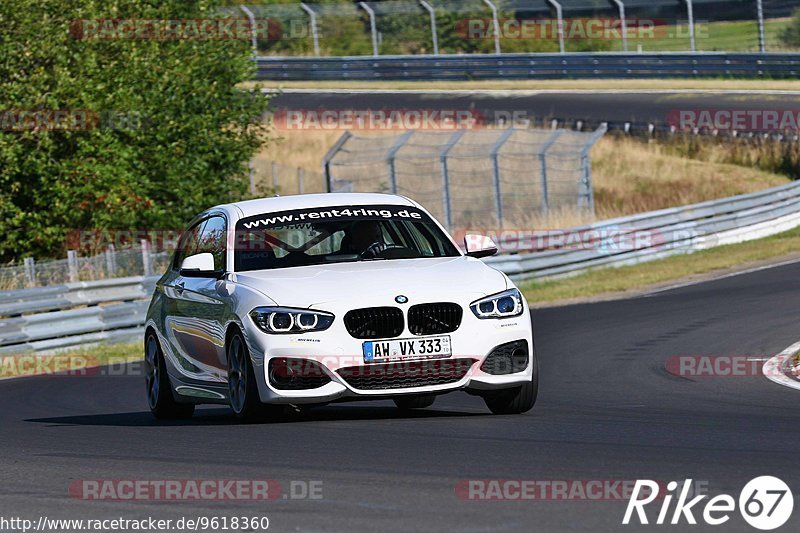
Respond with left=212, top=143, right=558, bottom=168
left=684, top=0, right=696, bottom=51
left=238, top=5, right=258, bottom=56
left=386, top=130, right=415, bottom=195
left=105, top=244, right=117, bottom=278
left=419, top=0, right=439, bottom=55
left=141, top=240, right=153, bottom=276
left=359, top=2, right=379, bottom=56
left=756, top=0, right=766, bottom=52
left=67, top=250, right=78, bottom=282
left=300, top=3, right=320, bottom=56
left=490, top=128, right=515, bottom=227
left=440, top=130, right=466, bottom=230
left=546, top=0, right=565, bottom=54
left=611, top=0, right=627, bottom=52
left=538, top=130, right=564, bottom=213
left=482, top=0, right=501, bottom=54
left=323, top=131, right=353, bottom=192
left=24, top=257, right=36, bottom=287
left=297, top=167, right=305, bottom=194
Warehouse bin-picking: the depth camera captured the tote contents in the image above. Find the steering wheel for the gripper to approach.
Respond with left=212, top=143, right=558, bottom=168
left=360, top=243, right=405, bottom=259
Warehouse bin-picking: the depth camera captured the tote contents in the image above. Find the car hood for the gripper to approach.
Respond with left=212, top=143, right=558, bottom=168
left=233, top=256, right=508, bottom=309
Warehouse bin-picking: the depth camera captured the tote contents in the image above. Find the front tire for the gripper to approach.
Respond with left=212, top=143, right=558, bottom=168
left=227, top=331, right=282, bottom=421
left=145, top=332, right=194, bottom=420
left=483, top=349, right=539, bottom=415
left=394, top=394, right=436, bottom=410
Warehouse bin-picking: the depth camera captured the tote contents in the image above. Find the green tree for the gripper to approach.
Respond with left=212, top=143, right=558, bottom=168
left=0, top=0, right=270, bottom=261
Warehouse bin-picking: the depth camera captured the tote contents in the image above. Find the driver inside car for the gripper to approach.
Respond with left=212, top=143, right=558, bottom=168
left=342, top=220, right=387, bottom=258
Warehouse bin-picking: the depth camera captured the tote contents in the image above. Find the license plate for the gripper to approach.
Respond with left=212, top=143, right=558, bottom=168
left=363, top=335, right=451, bottom=363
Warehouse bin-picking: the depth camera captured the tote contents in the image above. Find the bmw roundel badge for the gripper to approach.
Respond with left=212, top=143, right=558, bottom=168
left=395, top=295, right=408, bottom=304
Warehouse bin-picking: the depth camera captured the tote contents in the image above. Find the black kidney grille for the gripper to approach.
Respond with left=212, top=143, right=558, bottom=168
left=344, top=307, right=404, bottom=339
left=408, top=302, right=463, bottom=335
left=337, top=358, right=476, bottom=390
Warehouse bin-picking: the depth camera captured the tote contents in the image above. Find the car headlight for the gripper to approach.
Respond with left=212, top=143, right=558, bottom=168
left=250, top=307, right=334, bottom=334
left=470, top=289, right=524, bottom=319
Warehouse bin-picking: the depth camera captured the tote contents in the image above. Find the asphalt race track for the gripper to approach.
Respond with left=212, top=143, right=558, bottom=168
left=269, top=90, right=800, bottom=130
left=2, top=262, right=800, bottom=532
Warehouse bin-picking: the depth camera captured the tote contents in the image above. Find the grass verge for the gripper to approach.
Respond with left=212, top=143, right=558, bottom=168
left=0, top=342, right=141, bottom=379
left=520, top=225, right=800, bottom=305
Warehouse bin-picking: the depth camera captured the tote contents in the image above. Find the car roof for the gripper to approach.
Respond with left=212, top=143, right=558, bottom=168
left=222, top=192, right=418, bottom=219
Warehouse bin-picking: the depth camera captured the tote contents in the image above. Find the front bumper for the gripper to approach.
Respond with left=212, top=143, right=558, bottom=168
left=245, top=311, right=534, bottom=404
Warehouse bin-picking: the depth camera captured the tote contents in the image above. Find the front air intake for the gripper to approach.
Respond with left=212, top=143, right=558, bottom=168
left=480, top=340, right=529, bottom=375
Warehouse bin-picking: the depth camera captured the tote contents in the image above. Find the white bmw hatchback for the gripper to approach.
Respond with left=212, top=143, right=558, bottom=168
left=144, top=193, right=537, bottom=420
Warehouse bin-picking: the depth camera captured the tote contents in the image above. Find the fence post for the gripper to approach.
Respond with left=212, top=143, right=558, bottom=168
left=300, top=3, right=320, bottom=56
left=538, top=130, right=564, bottom=213
left=481, top=0, right=502, bottom=54
left=489, top=128, right=515, bottom=228
left=141, top=239, right=153, bottom=276
left=359, top=2, right=379, bottom=56
left=105, top=244, right=117, bottom=278
left=439, top=130, right=466, bottom=230
left=271, top=161, right=278, bottom=192
left=238, top=5, right=258, bottom=56
left=546, top=0, right=566, bottom=54
left=756, top=0, right=766, bottom=52
left=419, top=0, right=439, bottom=55
left=322, top=131, right=353, bottom=192
left=248, top=158, right=256, bottom=196
left=579, top=124, right=607, bottom=212
left=67, top=250, right=78, bottom=283
left=684, top=0, right=696, bottom=51
left=297, top=167, right=304, bottom=194
left=386, top=130, right=415, bottom=194
left=611, top=0, right=627, bottom=52
left=24, top=257, right=36, bottom=287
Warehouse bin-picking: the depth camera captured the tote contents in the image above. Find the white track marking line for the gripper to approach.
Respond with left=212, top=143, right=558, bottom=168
left=763, top=341, right=800, bottom=392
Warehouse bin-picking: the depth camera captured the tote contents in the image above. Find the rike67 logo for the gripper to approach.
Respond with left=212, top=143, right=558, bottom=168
left=623, top=477, right=794, bottom=530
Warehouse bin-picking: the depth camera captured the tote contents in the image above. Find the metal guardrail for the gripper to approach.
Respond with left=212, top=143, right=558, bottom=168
left=256, top=52, right=800, bottom=80
left=484, top=179, right=800, bottom=280
left=4, top=179, right=800, bottom=352
left=0, top=276, right=158, bottom=353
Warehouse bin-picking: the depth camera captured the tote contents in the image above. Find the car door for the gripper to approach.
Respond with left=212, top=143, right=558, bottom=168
left=164, top=215, right=230, bottom=384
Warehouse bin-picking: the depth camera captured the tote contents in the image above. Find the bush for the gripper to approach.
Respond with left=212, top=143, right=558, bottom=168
left=0, top=0, right=271, bottom=261
left=779, top=8, right=800, bottom=48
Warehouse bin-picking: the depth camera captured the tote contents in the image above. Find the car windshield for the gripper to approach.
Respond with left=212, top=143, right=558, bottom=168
left=233, top=204, right=461, bottom=272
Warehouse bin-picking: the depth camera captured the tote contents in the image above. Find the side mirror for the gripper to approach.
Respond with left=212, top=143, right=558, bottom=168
left=180, top=253, right=222, bottom=278
left=464, top=234, right=498, bottom=258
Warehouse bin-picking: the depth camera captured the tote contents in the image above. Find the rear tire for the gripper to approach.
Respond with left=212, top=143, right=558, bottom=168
left=228, top=331, right=283, bottom=422
left=145, top=332, right=195, bottom=420
left=394, top=394, right=436, bottom=410
left=483, top=349, right=539, bottom=415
